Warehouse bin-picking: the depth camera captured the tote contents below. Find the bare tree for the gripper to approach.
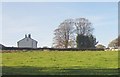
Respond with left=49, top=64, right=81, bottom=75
left=75, top=18, right=94, bottom=36
left=53, top=18, right=97, bottom=48
left=108, top=36, right=120, bottom=48
left=53, top=19, right=75, bottom=48
left=75, top=18, right=97, bottom=48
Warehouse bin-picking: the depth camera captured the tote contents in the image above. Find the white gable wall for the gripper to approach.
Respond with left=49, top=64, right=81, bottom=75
left=32, top=40, right=37, bottom=48
left=18, top=37, right=37, bottom=48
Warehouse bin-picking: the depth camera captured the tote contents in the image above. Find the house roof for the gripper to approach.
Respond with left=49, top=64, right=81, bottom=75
left=0, top=44, right=5, bottom=49
left=17, top=37, right=38, bottom=43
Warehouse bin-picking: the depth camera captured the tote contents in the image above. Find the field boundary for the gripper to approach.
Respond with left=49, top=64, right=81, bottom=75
left=1, top=47, right=104, bottom=51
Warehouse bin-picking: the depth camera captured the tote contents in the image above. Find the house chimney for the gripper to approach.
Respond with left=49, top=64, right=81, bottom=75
left=25, top=34, right=27, bottom=38
left=28, top=34, right=31, bottom=38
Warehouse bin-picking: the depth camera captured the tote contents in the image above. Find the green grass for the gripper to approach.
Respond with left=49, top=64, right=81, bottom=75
left=1, top=50, right=118, bottom=75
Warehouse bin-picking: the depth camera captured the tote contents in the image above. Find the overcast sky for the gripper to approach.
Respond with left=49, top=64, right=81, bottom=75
left=1, top=2, right=118, bottom=47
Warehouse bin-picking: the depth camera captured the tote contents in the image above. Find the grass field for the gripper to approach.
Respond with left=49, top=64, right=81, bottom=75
left=1, top=50, right=118, bottom=75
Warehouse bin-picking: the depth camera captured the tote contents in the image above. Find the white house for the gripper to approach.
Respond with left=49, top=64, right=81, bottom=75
left=17, top=34, right=38, bottom=48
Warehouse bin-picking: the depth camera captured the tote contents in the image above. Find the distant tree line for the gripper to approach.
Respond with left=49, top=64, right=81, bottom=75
left=53, top=18, right=98, bottom=49
left=96, top=44, right=106, bottom=49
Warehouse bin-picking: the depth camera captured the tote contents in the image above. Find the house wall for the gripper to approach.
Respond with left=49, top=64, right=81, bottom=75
left=18, top=38, right=37, bottom=48
left=32, top=40, right=37, bottom=48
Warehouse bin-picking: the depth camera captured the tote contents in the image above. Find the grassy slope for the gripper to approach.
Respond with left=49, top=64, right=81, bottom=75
left=2, top=51, right=118, bottom=75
